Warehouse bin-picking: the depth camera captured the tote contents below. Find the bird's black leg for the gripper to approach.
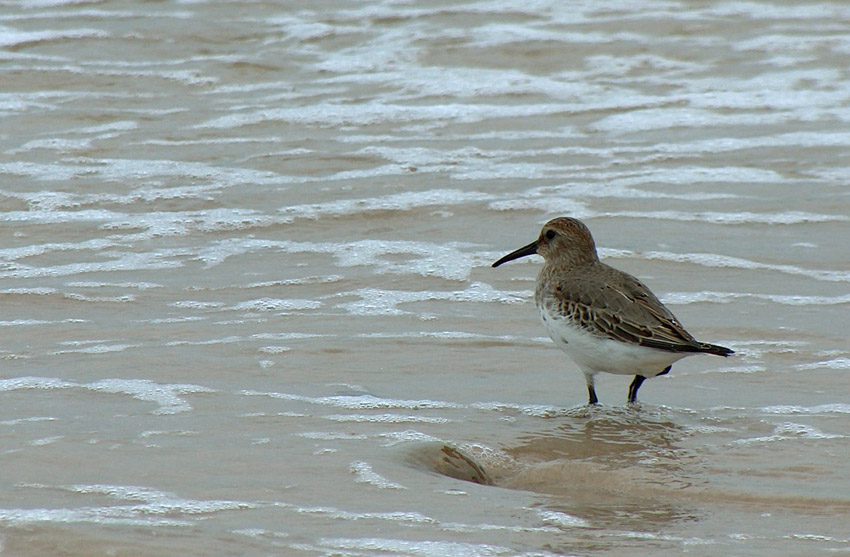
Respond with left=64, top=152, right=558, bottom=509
left=585, top=374, right=599, bottom=405
left=587, top=384, right=599, bottom=405
left=657, top=365, right=672, bottom=377
left=628, top=375, right=646, bottom=404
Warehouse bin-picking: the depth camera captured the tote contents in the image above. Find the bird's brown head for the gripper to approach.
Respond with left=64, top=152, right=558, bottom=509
left=491, top=217, right=599, bottom=269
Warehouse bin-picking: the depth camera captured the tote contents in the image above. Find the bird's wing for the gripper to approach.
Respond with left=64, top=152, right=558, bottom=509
left=551, top=267, right=704, bottom=353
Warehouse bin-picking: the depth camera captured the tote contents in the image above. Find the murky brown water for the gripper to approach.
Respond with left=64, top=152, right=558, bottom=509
left=2, top=0, right=850, bottom=554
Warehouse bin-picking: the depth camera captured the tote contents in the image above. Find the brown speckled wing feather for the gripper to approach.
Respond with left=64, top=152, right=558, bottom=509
left=549, top=264, right=705, bottom=353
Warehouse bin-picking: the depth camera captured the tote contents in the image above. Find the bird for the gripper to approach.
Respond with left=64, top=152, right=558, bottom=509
left=492, top=217, right=733, bottom=405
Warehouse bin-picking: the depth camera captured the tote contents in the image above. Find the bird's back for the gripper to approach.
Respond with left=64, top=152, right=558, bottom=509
left=536, top=260, right=722, bottom=355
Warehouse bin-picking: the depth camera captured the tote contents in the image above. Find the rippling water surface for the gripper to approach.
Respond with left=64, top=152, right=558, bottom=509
left=2, top=0, right=849, bottom=554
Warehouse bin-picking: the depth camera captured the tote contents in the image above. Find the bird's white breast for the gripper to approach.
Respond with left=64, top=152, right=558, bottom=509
left=537, top=303, right=687, bottom=377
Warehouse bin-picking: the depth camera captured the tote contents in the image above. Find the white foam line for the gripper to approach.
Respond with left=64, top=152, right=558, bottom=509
left=65, top=281, right=162, bottom=289
left=734, top=422, right=844, bottom=444
left=355, top=331, right=532, bottom=343
left=1, top=159, right=281, bottom=188
left=652, top=131, right=850, bottom=155
left=325, top=414, right=450, bottom=424
left=231, top=298, right=322, bottom=312
left=295, top=430, right=443, bottom=447
left=237, top=238, right=482, bottom=281
left=0, top=28, right=109, bottom=48
left=662, top=291, right=850, bottom=306
left=51, top=343, right=139, bottom=355
left=349, top=461, right=406, bottom=490
left=195, top=101, right=574, bottom=130
left=0, top=238, right=116, bottom=260
left=785, top=533, right=850, bottom=544
left=591, top=106, right=798, bottom=134
left=795, top=357, right=850, bottom=370
left=289, top=502, right=568, bottom=537
left=536, top=509, right=590, bottom=528
left=29, top=436, right=63, bottom=446
left=0, top=507, right=190, bottom=527
left=0, top=483, right=257, bottom=527
left=470, top=402, right=562, bottom=418
left=0, top=416, right=55, bottom=426
left=491, top=199, right=846, bottom=226
left=0, top=250, right=185, bottom=280
left=0, top=377, right=215, bottom=414
left=335, top=283, right=528, bottom=316
left=0, top=318, right=81, bottom=327
left=705, top=2, right=850, bottom=19
left=316, top=537, right=528, bottom=557
left=239, top=388, right=568, bottom=427
left=193, top=236, right=489, bottom=280
left=239, top=390, right=461, bottom=410
left=613, top=209, right=847, bottom=225
left=761, top=404, right=850, bottom=415
left=605, top=249, right=850, bottom=283
left=279, top=189, right=494, bottom=220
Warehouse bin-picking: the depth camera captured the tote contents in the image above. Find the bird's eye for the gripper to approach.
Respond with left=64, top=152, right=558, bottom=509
left=545, top=230, right=556, bottom=240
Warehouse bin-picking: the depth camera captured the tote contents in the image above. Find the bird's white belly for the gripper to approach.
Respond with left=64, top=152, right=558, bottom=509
left=539, top=306, right=687, bottom=377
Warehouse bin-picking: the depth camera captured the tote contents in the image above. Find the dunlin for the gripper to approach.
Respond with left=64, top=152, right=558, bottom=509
left=492, top=217, right=733, bottom=405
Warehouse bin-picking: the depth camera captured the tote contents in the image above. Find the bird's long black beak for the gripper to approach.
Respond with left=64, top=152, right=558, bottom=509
left=491, top=240, right=539, bottom=267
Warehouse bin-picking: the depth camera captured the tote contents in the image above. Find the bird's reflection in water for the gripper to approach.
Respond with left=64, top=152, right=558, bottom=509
left=408, top=404, right=704, bottom=530
left=504, top=405, right=704, bottom=528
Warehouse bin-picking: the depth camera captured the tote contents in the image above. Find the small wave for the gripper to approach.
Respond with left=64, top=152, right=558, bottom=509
left=536, top=509, right=589, bottom=528
left=231, top=298, right=322, bottom=312
left=335, top=282, right=528, bottom=316
left=240, top=390, right=460, bottom=411
left=196, top=101, right=573, bottom=130
left=350, top=461, right=406, bottom=490
left=615, top=250, right=850, bottom=283
left=316, top=537, right=525, bottom=557
left=325, top=414, right=450, bottom=424
left=662, top=291, right=850, bottom=306
left=279, top=189, right=494, bottom=220
left=795, top=357, right=850, bottom=370
left=51, top=343, right=139, bottom=355
left=0, top=376, right=214, bottom=415
left=735, top=422, right=843, bottom=444
left=65, top=281, right=162, bottom=289
left=0, top=27, right=109, bottom=49
left=0, top=483, right=256, bottom=527
left=592, top=107, right=789, bottom=134
left=761, top=404, right=850, bottom=415
left=0, top=416, right=55, bottom=426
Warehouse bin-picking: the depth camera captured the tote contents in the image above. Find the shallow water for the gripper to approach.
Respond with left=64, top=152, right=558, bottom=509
left=2, top=0, right=850, bottom=554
